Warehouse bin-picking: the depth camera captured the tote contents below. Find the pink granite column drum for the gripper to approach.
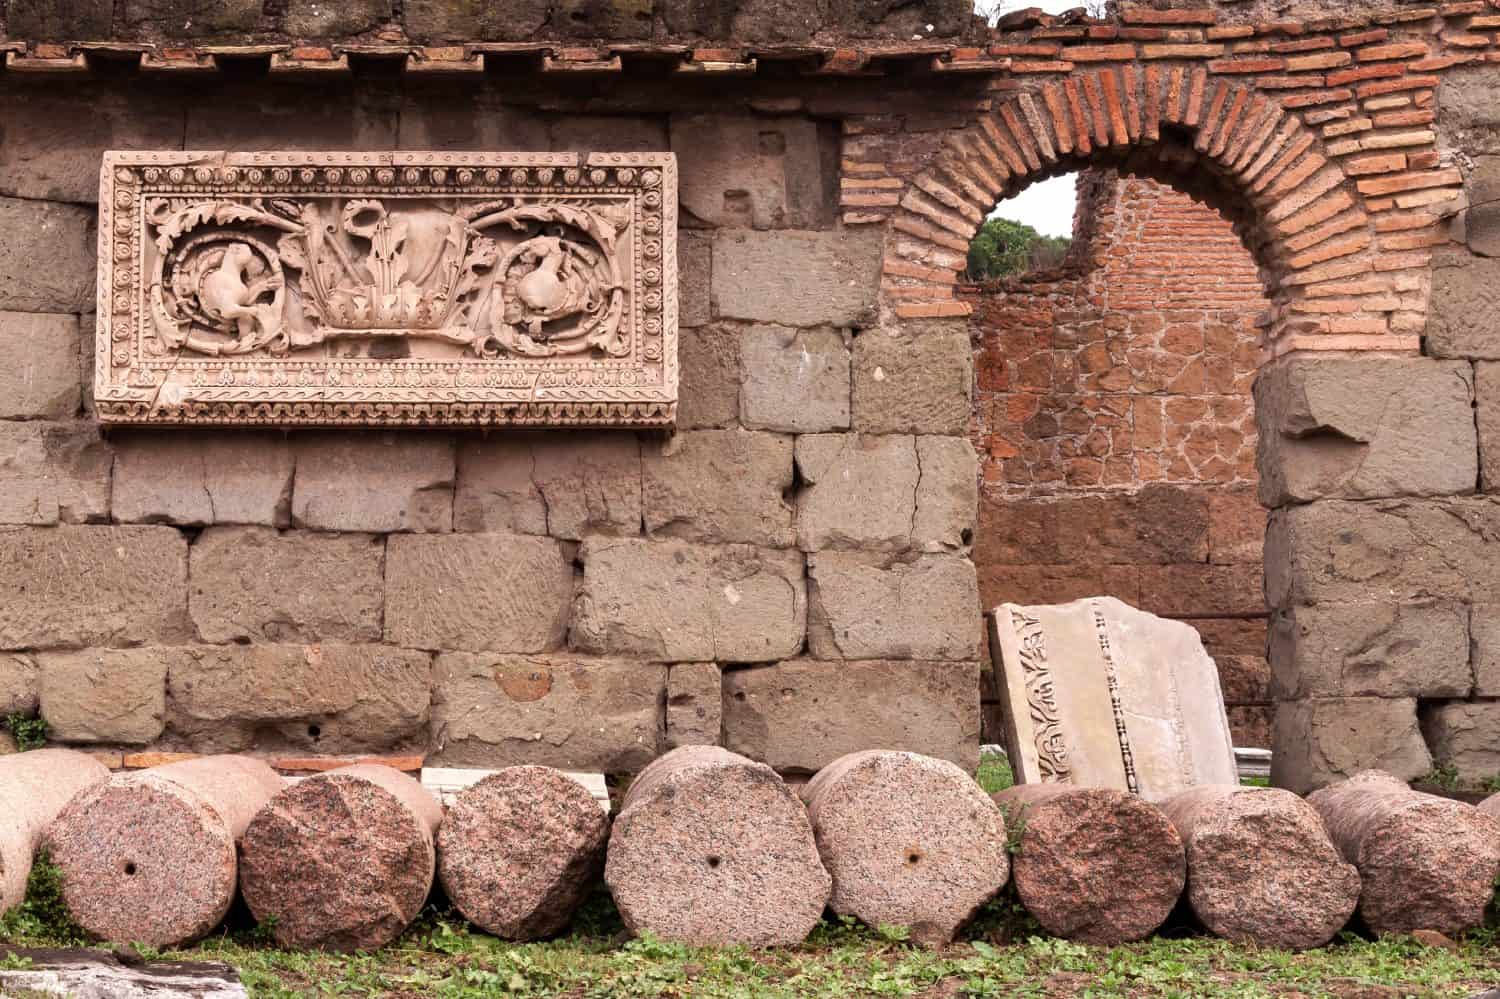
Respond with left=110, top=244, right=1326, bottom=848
left=45, top=755, right=284, bottom=947
left=437, top=765, right=609, bottom=940
left=802, top=750, right=1008, bottom=946
left=1480, top=791, right=1500, bottom=821
left=604, top=746, right=830, bottom=947
left=1307, top=770, right=1500, bottom=936
left=0, top=749, right=109, bottom=914
left=992, top=784, right=1185, bottom=945
left=1159, top=785, right=1360, bottom=950
left=239, top=764, right=443, bottom=952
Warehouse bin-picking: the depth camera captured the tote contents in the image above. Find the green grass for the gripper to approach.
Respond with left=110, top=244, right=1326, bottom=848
left=2, top=712, right=46, bottom=752
left=974, top=750, right=1014, bottom=795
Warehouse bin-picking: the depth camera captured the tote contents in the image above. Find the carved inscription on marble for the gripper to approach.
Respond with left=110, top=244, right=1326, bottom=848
left=96, top=151, right=677, bottom=427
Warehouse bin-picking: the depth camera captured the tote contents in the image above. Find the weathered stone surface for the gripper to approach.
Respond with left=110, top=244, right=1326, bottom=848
left=676, top=324, right=740, bottom=429
left=995, top=785, right=1185, bottom=945
left=0, top=422, right=110, bottom=526
left=0, top=526, right=189, bottom=650
left=167, top=644, right=431, bottom=754
left=988, top=597, right=1237, bottom=799
left=0, top=749, right=109, bottom=915
left=573, top=538, right=805, bottom=662
left=291, top=434, right=454, bottom=533
left=794, top=434, right=918, bottom=551
left=804, top=750, right=1006, bottom=945
left=404, top=0, right=551, bottom=41
left=605, top=746, right=831, bottom=946
left=1208, top=489, right=1265, bottom=565
left=122, top=0, right=260, bottom=36
left=666, top=661, right=722, bottom=749
left=5, top=0, right=112, bottom=37
left=1308, top=770, right=1500, bottom=936
left=38, top=649, right=167, bottom=744
left=431, top=654, right=662, bottom=771
left=1479, top=363, right=1500, bottom=492
left=1419, top=701, right=1500, bottom=777
left=1254, top=357, right=1477, bottom=505
left=455, top=433, right=641, bottom=539
left=0, top=655, right=37, bottom=716
left=714, top=230, right=881, bottom=326
left=671, top=115, right=829, bottom=229
left=47, top=756, right=284, bottom=947
left=0, top=197, right=92, bottom=314
left=853, top=325, right=972, bottom=435
left=396, top=95, right=550, bottom=152
left=112, top=433, right=294, bottom=528
left=437, top=766, right=609, bottom=940
left=679, top=231, right=711, bottom=328
left=1269, top=603, right=1471, bottom=699
left=386, top=534, right=572, bottom=653
left=1466, top=157, right=1500, bottom=258
left=643, top=430, right=794, bottom=546
left=740, top=326, right=851, bottom=432
left=1266, top=498, right=1500, bottom=609
left=1473, top=604, right=1500, bottom=695
left=0, top=952, right=247, bottom=997
left=658, top=0, right=822, bottom=41
left=1272, top=698, right=1432, bottom=794
left=550, top=115, right=666, bottom=151
left=1160, top=785, right=1359, bottom=949
left=723, top=659, right=980, bottom=773
left=0, top=93, right=181, bottom=204
left=240, top=765, right=443, bottom=952
left=809, top=552, right=979, bottom=660
left=914, top=437, right=977, bottom=552
left=1481, top=791, right=1500, bottom=820
left=1428, top=249, right=1500, bottom=359
left=284, top=0, right=391, bottom=35
left=0, top=312, right=80, bottom=418
left=183, top=101, right=397, bottom=151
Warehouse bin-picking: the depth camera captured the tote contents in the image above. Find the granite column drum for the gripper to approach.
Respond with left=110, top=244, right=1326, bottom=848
left=803, top=750, right=1008, bottom=946
left=992, top=784, right=1184, bottom=945
left=1479, top=792, right=1500, bottom=821
left=1158, top=785, right=1360, bottom=950
left=604, top=746, right=831, bottom=947
left=45, top=755, right=284, bottom=947
left=436, top=766, right=609, bottom=940
left=239, top=764, right=443, bottom=952
left=1307, top=770, right=1500, bottom=936
left=0, top=749, right=109, bottom=914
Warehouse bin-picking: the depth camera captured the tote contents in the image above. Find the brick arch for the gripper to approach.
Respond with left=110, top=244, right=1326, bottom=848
left=880, top=67, right=1433, bottom=357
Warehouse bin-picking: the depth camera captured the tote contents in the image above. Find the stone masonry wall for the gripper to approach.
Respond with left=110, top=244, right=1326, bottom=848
left=964, top=172, right=1271, bottom=747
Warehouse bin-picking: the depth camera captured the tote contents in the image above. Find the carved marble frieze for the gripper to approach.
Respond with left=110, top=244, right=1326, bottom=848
left=95, top=151, right=677, bottom=427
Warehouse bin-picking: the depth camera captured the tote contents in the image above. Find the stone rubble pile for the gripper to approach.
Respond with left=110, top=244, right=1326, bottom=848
left=3, top=750, right=1500, bottom=952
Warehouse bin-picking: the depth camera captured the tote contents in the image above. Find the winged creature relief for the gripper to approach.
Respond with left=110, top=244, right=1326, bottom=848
left=144, top=195, right=632, bottom=360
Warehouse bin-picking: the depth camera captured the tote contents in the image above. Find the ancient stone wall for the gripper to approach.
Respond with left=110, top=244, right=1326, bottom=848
left=965, top=173, right=1270, bottom=747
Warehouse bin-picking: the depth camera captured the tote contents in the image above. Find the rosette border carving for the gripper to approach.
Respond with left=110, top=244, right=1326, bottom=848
left=96, top=151, right=678, bottom=428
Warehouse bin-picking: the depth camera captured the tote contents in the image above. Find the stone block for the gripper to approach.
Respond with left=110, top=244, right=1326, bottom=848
left=1420, top=701, right=1500, bottom=779
left=548, top=0, right=653, bottom=38
left=189, top=528, right=384, bottom=644
left=0, top=312, right=80, bottom=417
left=5, top=0, right=112, bottom=37
left=549, top=115, right=666, bottom=151
left=1189, top=616, right=1270, bottom=658
left=0, top=526, right=190, bottom=650
left=121, top=0, right=260, bottom=37
left=739, top=326, right=850, bottom=433
left=0, top=654, right=38, bottom=716
left=678, top=231, right=711, bottom=328
left=1254, top=356, right=1477, bottom=504
left=432, top=654, right=663, bottom=771
left=642, top=429, right=794, bottom=546
left=808, top=552, right=980, bottom=661
left=405, top=0, right=550, bottom=40
left=1466, top=157, right=1500, bottom=258
left=853, top=325, right=972, bottom=435
left=1474, top=604, right=1500, bottom=695
left=1428, top=249, right=1500, bottom=359
left=284, top=0, right=392, bottom=35
left=794, top=434, right=917, bottom=551
left=721, top=659, right=980, bottom=773
left=714, top=229, right=882, bottom=327
left=38, top=649, right=167, bottom=744
left=1209, top=489, right=1264, bottom=565
left=1227, top=704, right=1271, bottom=749
left=1269, top=602, right=1471, bottom=699
left=291, top=433, right=455, bottom=533
left=112, top=432, right=294, bottom=527
left=0, top=422, right=110, bottom=526
left=396, top=94, right=550, bottom=151
left=1271, top=697, right=1432, bottom=794
left=666, top=661, right=721, bottom=749
left=0, top=197, right=94, bottom=314
left=1266, top=498, right=1500, bottom=608
left=671, top=115, right=830, bottom=230
left=571, top=538, right=805, bottom=663
left=1480, top=363, right=1500, bottom=492
left=0, top=91, right=182, bottom=204
left=676, top=325, right=740, bottom=429
left=454, top=432, right=641, bottom=539
left=1217, top=653, right=1271, bottom=704
left=386, top=534, right=572, bottom=653
left=185, top=97, right=397, bottom=152
left=166, top=644, right=431, bottom=753
left=827, top=0, right=970, bottom=36
left=914, top=436, right=977, bottom=552
left=658, top=0, right=821, bottom=41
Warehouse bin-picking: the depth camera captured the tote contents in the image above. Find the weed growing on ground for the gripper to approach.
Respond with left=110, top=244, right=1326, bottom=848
left=2, top=713, right=46, bottom=752
left=0, top=852, right=84, bottom=944
left=1423, top=763, right=1462, bottom=791
left=974, top=750, right=1013, bottom=794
